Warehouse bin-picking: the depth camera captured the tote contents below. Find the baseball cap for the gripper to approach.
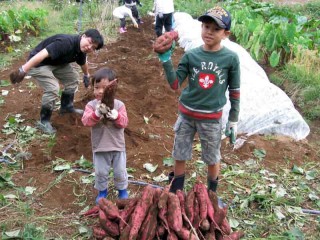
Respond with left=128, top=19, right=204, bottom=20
left=198, top=6, right=231, bottom=30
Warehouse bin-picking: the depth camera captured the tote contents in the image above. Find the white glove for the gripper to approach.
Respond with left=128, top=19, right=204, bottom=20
left=95, top=102, right=110, bottom=118
left=106, top=109, right=118, bottom=120
left=225, top=121, right=238, bottom=143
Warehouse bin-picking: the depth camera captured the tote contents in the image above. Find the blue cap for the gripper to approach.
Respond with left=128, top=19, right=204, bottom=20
left=198, top=6, right=231, bottom=30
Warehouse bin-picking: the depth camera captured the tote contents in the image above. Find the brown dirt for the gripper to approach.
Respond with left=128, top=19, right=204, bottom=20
left=0, top=16, right=319, bottom=238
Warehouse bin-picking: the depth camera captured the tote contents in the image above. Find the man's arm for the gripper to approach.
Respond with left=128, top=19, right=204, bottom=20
left=22, top=49, right=49, bottom=72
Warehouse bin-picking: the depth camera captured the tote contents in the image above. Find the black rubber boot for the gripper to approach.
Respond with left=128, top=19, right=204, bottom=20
left=37, top=106, right=56, bottom=134
left=168, top=171, right=185, bottom=193
left=208, top=177, right=219, bottom=192
left=60, top=92, right=83, bottom=115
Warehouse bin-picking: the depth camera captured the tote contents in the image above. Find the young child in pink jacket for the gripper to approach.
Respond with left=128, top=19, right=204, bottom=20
left=81, top=68, right=129, bottom=204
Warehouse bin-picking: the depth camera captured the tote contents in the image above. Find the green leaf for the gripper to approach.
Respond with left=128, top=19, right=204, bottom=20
left=306, top=170, right=317, bottom=180
left=253, top=148, right=266, bottom=159
left=292, top=165, right=304, bottom=174
left=229, top=218, right=240, bottom=228
left=269, top=50, right=280, bottom=67
left=163, top=157, right=174, bottom=167
left=0, top=80, right=10, bottom=87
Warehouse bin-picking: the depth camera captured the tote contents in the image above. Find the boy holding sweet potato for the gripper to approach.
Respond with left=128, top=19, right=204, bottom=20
left=157, top=6, right=240, bottom=193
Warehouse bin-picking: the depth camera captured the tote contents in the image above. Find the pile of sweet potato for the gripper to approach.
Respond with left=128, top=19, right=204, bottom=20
left=81, top=182, right=244, bottom=240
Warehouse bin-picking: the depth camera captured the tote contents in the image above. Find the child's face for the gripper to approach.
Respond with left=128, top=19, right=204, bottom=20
left=201, top=21, right=230, bottom=51
left=93, top=78, right=110, bottom=100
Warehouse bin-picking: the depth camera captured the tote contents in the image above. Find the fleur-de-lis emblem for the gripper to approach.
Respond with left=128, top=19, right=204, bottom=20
left=199, top=73, right=215, bottom=89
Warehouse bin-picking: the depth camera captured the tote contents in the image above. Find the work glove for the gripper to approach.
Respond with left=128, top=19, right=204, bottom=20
left=10, top=66, right=26, bottom=84
left=225, top=121, right=238, bottom=144
left=106, top=109, right=119, bottom=120
left=95, top=102, right=110, bottom=118
left=158, top=49, right=172, bottom=63
left=138, top=2, right=142, bottom=7
left=158, top=12, right=163, bottom=19
left=83, top=74, right=90, bottom=88
left=134, top=22, right=139, bottom=28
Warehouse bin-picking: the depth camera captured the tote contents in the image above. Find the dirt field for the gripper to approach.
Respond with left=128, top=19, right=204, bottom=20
left=0, top=12, right=319, bottom=239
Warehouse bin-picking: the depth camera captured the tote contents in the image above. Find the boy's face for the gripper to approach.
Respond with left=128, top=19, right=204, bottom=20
left=201, top=21, right=230, bottom=50
left=80, top=35, right=99, bottom=53
left=94, top=78, right=110, bottom=100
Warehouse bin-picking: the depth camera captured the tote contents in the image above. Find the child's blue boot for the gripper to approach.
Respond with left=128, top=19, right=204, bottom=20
left=95, top=189, right=108, bottom=205
left=118, top=189, right=128, bottom=199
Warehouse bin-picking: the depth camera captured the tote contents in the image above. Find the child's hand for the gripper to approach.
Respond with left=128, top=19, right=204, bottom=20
left=106, top=109, right=118, bottom=120
left=225, top=121, right=238, bottom=144
left=95, top=102, right=110, bottom=118
left=134, top=23, right=139, bottom=28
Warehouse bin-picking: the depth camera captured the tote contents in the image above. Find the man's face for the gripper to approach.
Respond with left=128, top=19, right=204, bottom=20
left=80, top=35, right=99, bottom=53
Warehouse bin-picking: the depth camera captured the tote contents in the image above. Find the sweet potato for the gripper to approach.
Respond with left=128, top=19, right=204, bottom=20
left=99, top=209, right=120, bottom=237
left=158, top=186, right=170, bottom=231
left=98, top=198, right=121, bottom=220
left=139, top=203, right=159, bottom=240
left=204, top=231, right=216, bottom=240
left=92, top=226, right=107, bottom=239
left=222, top=231, right=244, bottom=240
left=156, top=224, right=166, bottom=238
left=119, top=223, right=131, bottom=240
left=220, top=218, right=231, bottom=235
left=167, top=231, right=179, bottom=240
left=208, top=190, right=227, bottom=226
left=167, top=192, right=183, bottom=232
left=192, top=197, right=200, bottom=229
left=195, top=183, right=208, bottom=223
left=185, top=189, right=195, bottom=224
left=129, top=185, right=155, bottom=240
left=81, top=205, right=100, bottom=218
left=116, top=198, right=137, bottom=209
left=119, top=198, right=138, bottom=231
left=206, top=188, right=215, bottom=223
left=176, top=226, right=197, bottom=240
left=200, top=218, right=210, bottom=231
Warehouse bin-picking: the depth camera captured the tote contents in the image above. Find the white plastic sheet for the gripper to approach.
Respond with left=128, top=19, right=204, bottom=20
left=173, top=12, right=310, bottom=140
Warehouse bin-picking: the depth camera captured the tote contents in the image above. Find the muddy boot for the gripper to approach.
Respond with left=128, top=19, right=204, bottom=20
left=37, top=106, right=56, bottom=134
left=168, top=171, right=185, bottom=193
left=207, top=177, right=219, bottom=192
left=96, top=189, right=108, bottom=205
left=118, top=189, right=128, bottom=199
left=60, top=92, right=83, bottom=115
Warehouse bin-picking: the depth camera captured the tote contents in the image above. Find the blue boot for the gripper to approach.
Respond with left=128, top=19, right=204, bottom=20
left=95, top=189, right=108, bottom=205
left=118, top=189, right=128, bottom=199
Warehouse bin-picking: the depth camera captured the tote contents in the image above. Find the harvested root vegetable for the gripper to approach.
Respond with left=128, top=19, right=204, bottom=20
left=200, top=218, right=210, bottom=231
left=92, top=226, right=107, bottom=239
left=116, top=198, right=137, bottom=209
left=185, top=189, right=195, bottom=225
left=156, top=224, right=166, bottom=238
left=139, top=203, right=159, bottom=240
left=98, top=198, right=121, bottom=220
left=81, top=205, right=100, bottom=217
left=167, top=192, right=183, bottom=232
left=101, top=79, right=117, bottom=124
left=129, top=185, right=155, bottom=240
left=209, top=190, right=227, bottom=226
left=158, top=186, right=170, bottom=231
left=193, top=197, right=200, bottom=228
left=195, top=183, right=208, bottom=223
left=220, top=218, right=231, bottom=235
left=167, top=231, right=179, bottom=240
left=99, top=209, right=120, bottom=237
left=119, top=198, right=138, bottom=231
left=204, top=231, right=216, bottom=240
left=176, top=226, right=197, bottom=240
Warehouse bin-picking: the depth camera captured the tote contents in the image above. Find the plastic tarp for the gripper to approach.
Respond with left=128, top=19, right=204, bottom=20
left=173, top=12, right=310, bottom=140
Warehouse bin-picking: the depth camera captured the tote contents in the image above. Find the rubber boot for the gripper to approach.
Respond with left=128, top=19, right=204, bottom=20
left=168, top=171, right=185, bottom=193
left=118, top=189, right=129, bottom=199
left=96, top=189, right=108, bottom=205
left=60, top=92, right=83, bottom=115
left=207, top=177, right=219, bottom=192
left=37, top=106, right=56, bottom=134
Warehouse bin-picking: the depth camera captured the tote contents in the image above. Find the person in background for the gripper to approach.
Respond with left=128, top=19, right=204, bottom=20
left=113, top=4, right=139, bottom=34
left=9, top=29, right=104, bottom=134
left=154, top=0, right=174, bottom=37
left=123, top=0, right=143, bottom=24
left=157, top=6, right=240, bottom=193
left=81, top=68, right=129, bottom=203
